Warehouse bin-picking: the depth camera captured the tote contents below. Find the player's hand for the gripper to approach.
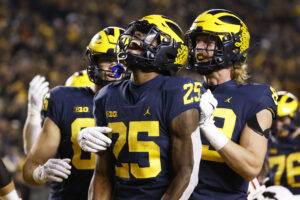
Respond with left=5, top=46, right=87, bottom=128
left=33, top=158, right=71, bottom=184
left=28, top=75, right=49, bottom=115
left=78, top=127, right=112, bottom=153
left=199, top=89, right=218, bottom=126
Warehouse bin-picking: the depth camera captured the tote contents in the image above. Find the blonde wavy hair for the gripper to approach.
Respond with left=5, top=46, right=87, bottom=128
left=231, top=62, right=249, bottom=84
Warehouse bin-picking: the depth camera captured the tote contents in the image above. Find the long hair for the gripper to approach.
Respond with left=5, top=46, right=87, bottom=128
left=231, top=62, right=249, bottom=84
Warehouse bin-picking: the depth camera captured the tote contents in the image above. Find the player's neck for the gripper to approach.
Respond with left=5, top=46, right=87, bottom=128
left=91, top=84, right=101, bottom=93
left=131, top=70, right=159, bottom=85
left=204, top=66, right=232, bottom=85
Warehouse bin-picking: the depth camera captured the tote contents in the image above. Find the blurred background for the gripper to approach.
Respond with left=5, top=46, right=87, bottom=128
left=1, top=0, right=300, bottom=199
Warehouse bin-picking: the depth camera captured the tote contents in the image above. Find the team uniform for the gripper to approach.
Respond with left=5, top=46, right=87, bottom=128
left=43, top=86, right=95, bottom=200
left=190, top=80, right=277, bottom=200
left=94, top=74, right=203, bottom=200
left=268, top=134, right=300, bottom=195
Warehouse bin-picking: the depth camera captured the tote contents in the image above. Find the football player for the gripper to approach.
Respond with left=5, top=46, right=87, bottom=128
left=267, top=91, right=300, bottom=195
left=185, top=9, right=278, bottom=199
left=23, top=75, right=49, bottom=155
left=88, top=15, right=204, bottom=199
left=23, top=70, right=94, bottom=155
left=0, top=159, right=21, bottom=200
left=22, top=27, right=126, bottom=200
left=65, top=70, right=94, bottom=88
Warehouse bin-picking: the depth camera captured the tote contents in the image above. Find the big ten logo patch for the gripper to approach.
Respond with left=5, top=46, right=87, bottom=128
left=74, top=106, right=89, bottom=113
left=106, top=111, right=118, bottom=118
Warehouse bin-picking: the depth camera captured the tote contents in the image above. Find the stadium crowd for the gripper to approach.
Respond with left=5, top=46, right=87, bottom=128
left=1, top=0, right=300, bottom=199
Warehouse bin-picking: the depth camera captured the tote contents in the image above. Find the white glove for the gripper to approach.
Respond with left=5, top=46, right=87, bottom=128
left=199, top=89, right=218, bottom=126
left=28, top=75, right=49, bottom=116
left=199, top=90, right=229, bottom=151
left=33, top=158, right=71, bottom=184
left=78, top=127, right=112, bottom=153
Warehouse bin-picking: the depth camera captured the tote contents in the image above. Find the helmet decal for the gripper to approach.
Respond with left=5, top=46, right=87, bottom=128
left=174, top=44, right=188, bottom=66
left=235, top=22, right=250, bottom=58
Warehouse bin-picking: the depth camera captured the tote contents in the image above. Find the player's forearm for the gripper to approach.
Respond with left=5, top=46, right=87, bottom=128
left=22, top=159, right=41, bottom=186
left=161, top=168, right=194, bottom=200
left=218, top=140, right=266, bottom=180
left=89, top=154, right=113, bottom=200
left=162, top=128, right=201, bottom=200
left=88, top=174, right=112, bottom=200
left=23, top=119, right=42, bottom=154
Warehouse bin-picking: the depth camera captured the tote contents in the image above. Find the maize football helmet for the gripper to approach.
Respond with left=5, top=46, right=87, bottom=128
left=185, top=9, right=250, bottom=75
left=277, top=91, right=299, bottom=119
left=116, top=15, right=188, bottom=75
left=273, top=91, right=299, bottom=142
left=65, top=70, right=94, bottom=87
left=86, top=27, right=125, bottom=86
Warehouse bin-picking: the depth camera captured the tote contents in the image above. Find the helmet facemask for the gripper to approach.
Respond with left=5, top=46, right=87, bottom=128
left=117, top=19, right=186, bottom=75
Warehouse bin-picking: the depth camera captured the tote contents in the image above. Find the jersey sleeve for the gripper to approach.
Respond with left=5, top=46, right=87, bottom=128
left=42, top=87, right=63, bottom=126
left=164, top=77, right=203, bottom=124
left=93, top=88, right=107, bottom=127
left=249, top=85, right=278, bottom=120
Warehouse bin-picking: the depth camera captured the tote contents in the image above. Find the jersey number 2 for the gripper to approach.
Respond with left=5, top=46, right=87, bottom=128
left=108, top=121, right=162, bottom=179
left=202, top=108, right=237, bottom=162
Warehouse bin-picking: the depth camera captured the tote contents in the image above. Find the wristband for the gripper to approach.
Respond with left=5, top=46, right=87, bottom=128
left=200, top=124, right=229, bottom=151
left=1, top=189, right=20, bottom=200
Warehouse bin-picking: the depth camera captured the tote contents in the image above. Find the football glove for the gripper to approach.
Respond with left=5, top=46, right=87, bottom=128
left=199, top=89, right=218, bottom=126
left=28, top=75, right=49, bottom=116
left=78, top=127, right=112, bottom=153
left=33, top=158, right=71, bottom=184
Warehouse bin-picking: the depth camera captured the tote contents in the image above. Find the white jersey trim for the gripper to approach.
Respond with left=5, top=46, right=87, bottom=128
left=179, top=127, right=202, bottom=200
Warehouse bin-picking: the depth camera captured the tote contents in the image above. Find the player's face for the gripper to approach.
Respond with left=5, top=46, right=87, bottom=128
left=128, top=31, right=158, bottom=55
left=195, top=35, right=217, bottom=62
left=275, top=116, right=292, bottom=137
left=97, top=57, right=124, bottom=81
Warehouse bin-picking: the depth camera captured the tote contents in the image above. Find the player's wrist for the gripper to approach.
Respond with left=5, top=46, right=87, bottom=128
left=27, top=108, right=41, bottom=124
left=200, top=123, right=229, bottom=151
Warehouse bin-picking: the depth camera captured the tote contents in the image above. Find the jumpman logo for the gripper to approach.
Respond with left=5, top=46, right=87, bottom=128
left=224, top=97, right=232, bottom=103
left=144, top=106, right=151, bottom=116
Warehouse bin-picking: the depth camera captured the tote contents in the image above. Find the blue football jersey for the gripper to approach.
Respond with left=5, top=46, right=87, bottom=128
left=42, top=86, right=95, bottom=200
left=94, top=74, right=203, bottom=200
left=190, top=80, right=278, bottom=200
left=268, top=135, right=300, bottom=195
